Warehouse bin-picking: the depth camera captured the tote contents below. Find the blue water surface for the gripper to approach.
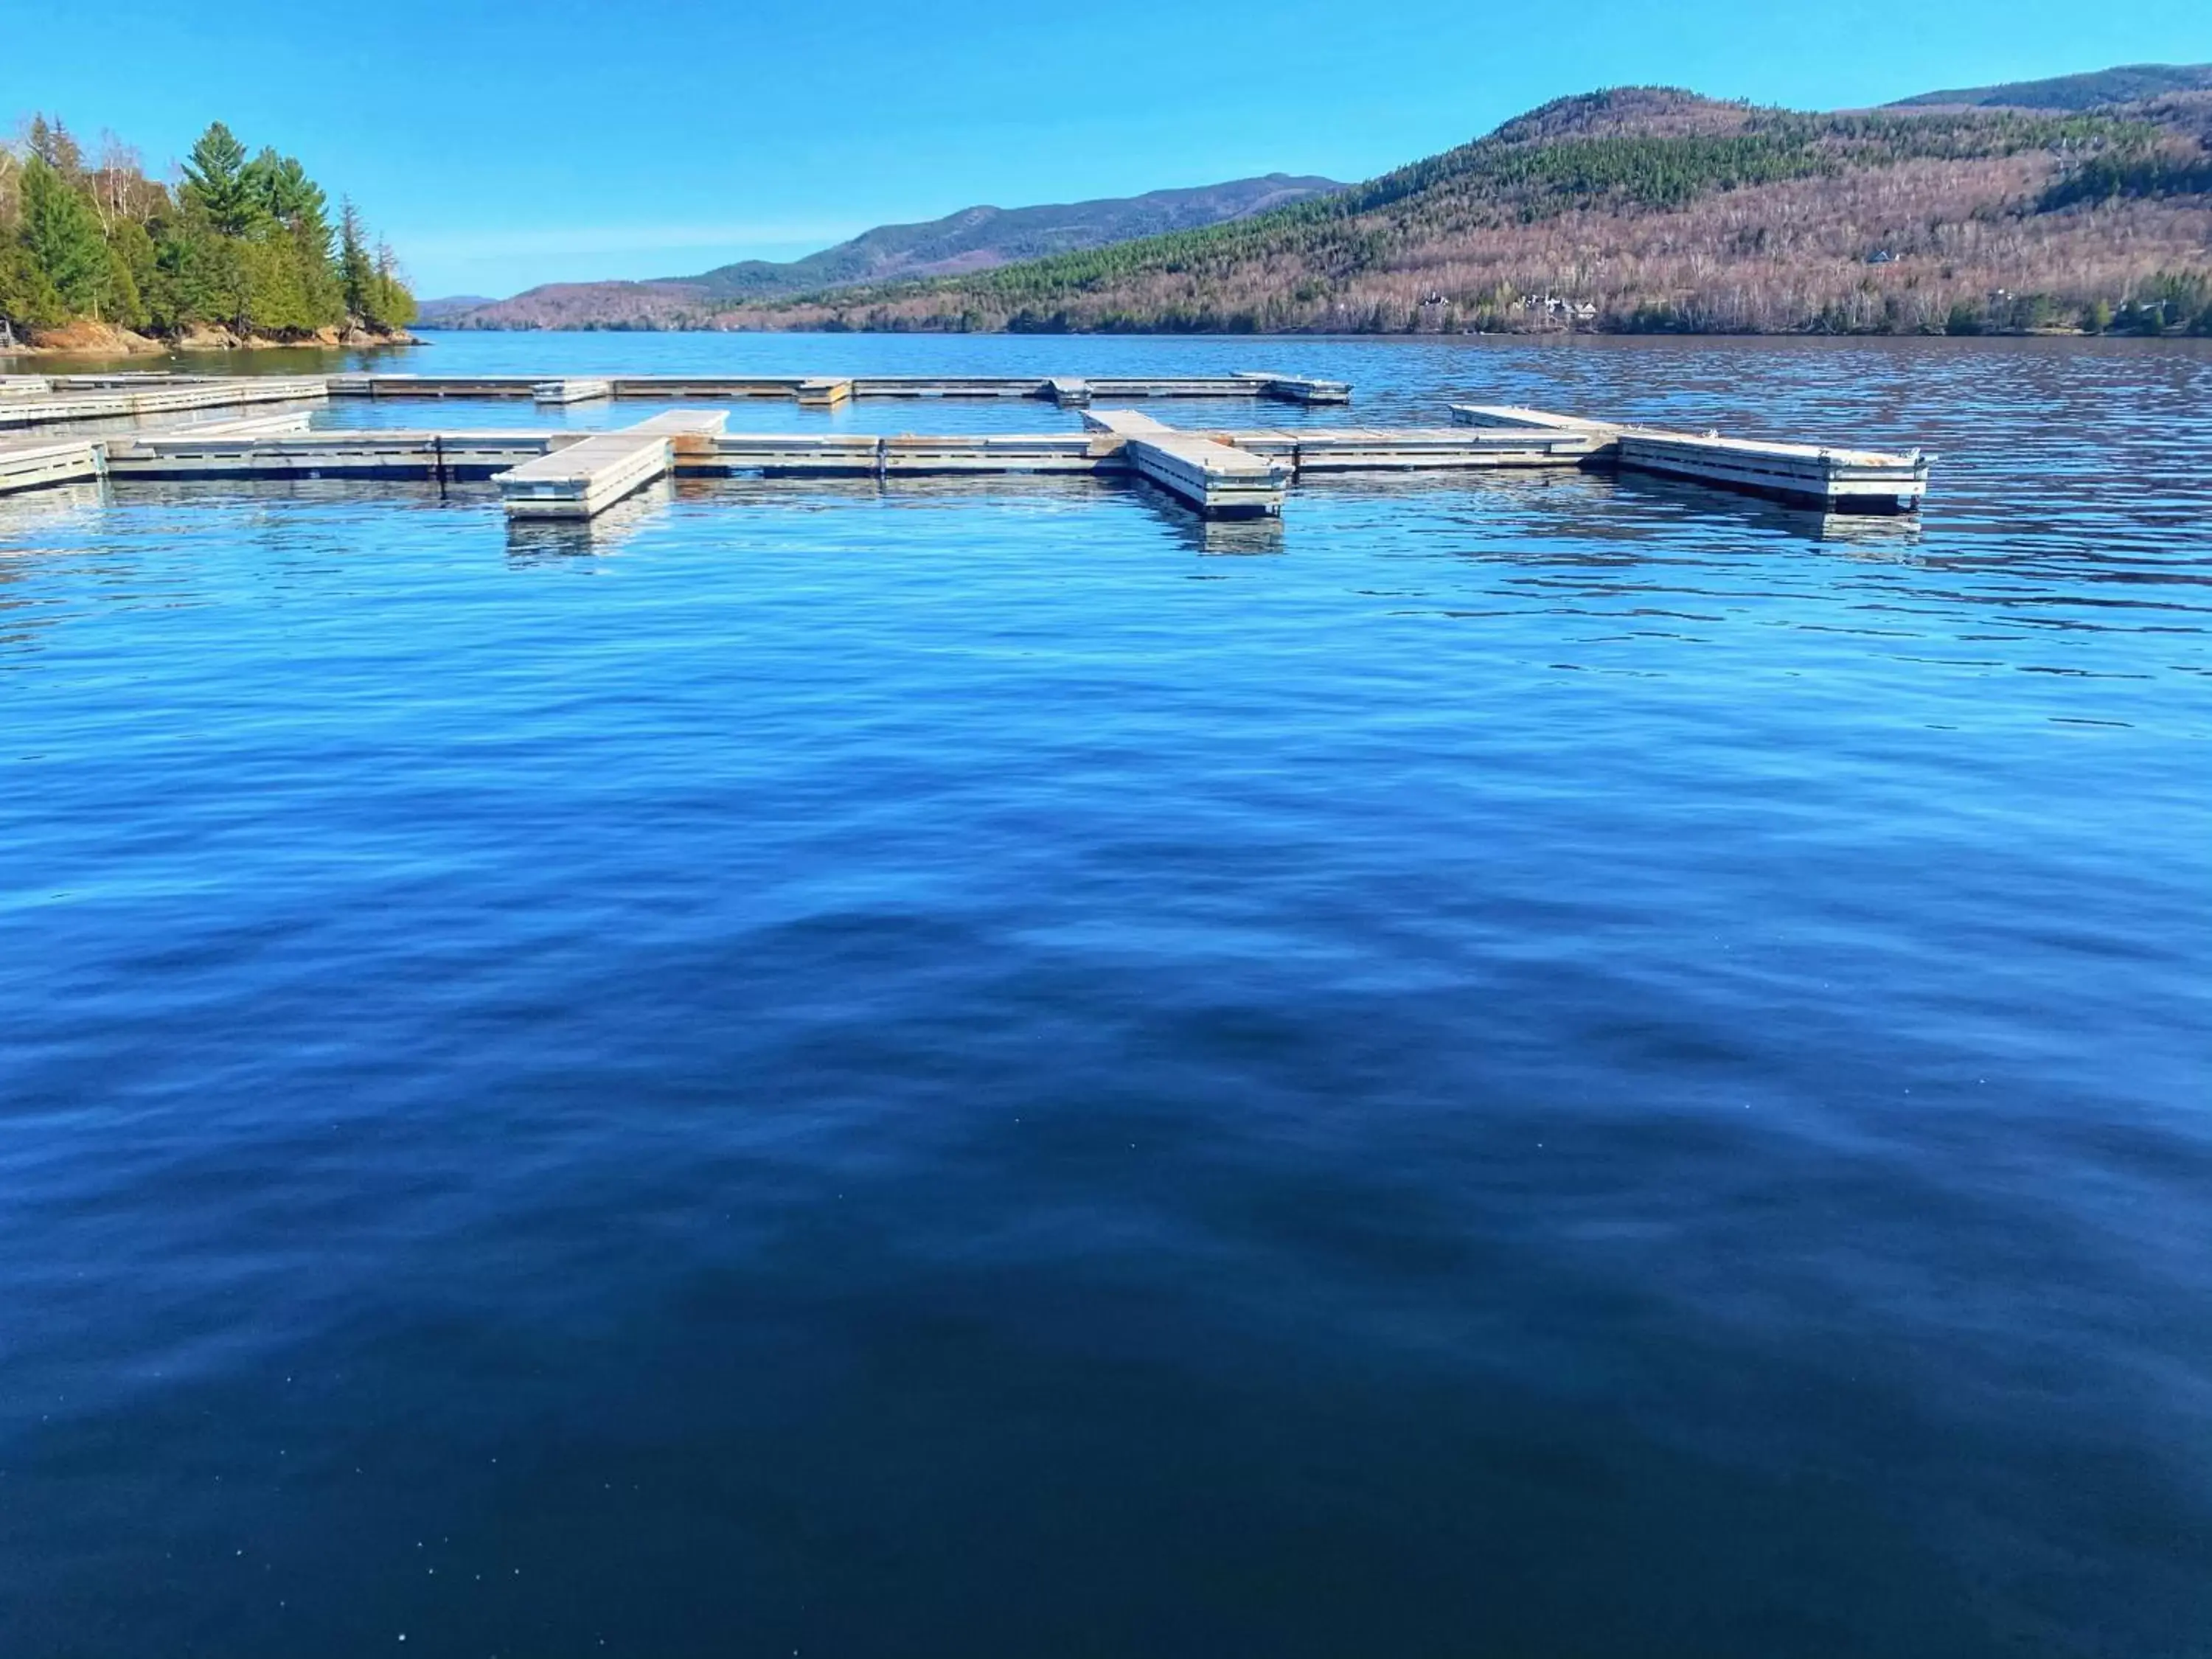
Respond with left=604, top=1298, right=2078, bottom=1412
left=2, top=333, right=2208, bottom=1658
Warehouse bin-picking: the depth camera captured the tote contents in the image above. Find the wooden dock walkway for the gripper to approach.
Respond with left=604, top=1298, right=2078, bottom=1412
left=105, top=427, right=566, bottom=483
left=1452, top=405, right=1930, bottom=512
left=0, top=372, right=1933, bottom=522
left=1231, top=371, right=1352, bottom=404
left=1082, top=408, right=1287, bottom=518
left=322, top=372, right=1352, bottom=408
left=532, top=378, right=613, bottom=405
left=495, top=410, right=728, bottom=520
left=1206, top=424, right=1608, bottom=473
left=0, top=433, right=104, bottom=493
left=0, top=375, right=329, bottom=430
left=696, top=431, right=1124, bottom=477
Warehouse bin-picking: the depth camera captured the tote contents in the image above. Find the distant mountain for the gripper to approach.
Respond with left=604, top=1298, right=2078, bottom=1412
left=1885, top=63, right=2212, bottom=110
left=414, top=295, right=496, bottom=323
left=703, top=78, right=2212, bottom=337
left=689, top=175, right=1346, bottom=297
left=434, top=175, right=1345, bottom=329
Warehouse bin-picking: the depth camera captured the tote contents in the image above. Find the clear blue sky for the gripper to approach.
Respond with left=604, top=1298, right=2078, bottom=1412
left=10, top=0, right=2211, bottom=297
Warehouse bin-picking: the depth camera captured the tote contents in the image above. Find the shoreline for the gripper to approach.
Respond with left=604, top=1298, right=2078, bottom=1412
left=409, top=319, right=2194, bottom=341
left=0, top=320, right=422, bottom=358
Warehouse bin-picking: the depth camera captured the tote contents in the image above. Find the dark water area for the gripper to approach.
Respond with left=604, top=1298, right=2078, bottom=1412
left=2, top=333, right=2208, bottom=1658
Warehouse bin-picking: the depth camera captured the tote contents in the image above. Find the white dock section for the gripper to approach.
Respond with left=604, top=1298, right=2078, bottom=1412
left=324, top=372, right=1354, bottom=408
left=1614, top=431, right=1930, bottom=512
left=1131, top=434, right=1287, bottom=518
left=327, top=374, right=535, bottom=399
left=1451, top=405, right=1619, bottom=435
left=495, top=410, right=728, bottom=521
left=1452, top=404, right=1927, bottom=511
left=498, top=434, right=668, bottom=520
left=1084, top=408, right=1287, bottom=518
left=0, top=375, right=329, bottom=430
left=698, top=431, right=1119, bottom=476
left=599, top=376, right=813, bottom=400
left=532, top=378, right=613, bottom=405
left=1232, top=370, right=1354, bottom=404
left=0, top=434, right=103, bottom=495
left=170, top=411, right=319, bottom=435
left=1214, top=425, right=1608, bottom=472
left=105, top=428, right=569, bottom=482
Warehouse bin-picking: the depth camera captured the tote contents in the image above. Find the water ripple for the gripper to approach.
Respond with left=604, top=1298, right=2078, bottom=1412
left=1, top=334, right=2208, bottom=1659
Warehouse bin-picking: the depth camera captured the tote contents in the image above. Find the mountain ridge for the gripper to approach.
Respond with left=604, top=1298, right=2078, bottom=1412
left=425, top=174, right=1345, bottom=328
left=696, top=73, right=2212, bottom=337
left=424, top=65, right=2212, bottom=336
left=1884, top=63, right=2212, bottom=111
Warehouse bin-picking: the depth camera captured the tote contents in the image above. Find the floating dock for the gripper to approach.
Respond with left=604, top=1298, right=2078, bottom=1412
left=1203, top=423, right=1609, bottom=473
left=1452, top=405, right=1930, bottom=512
left=322, top=371, right=1351, bottom=406
left=1082, top=408, right=1287, bottom=518
left=0, top=372, right=1935, bottom=525
left=695, top=431, right=1122, bottom=477
left=495, top=411, right=728, bottom=520
left=0, top=375, right=329, bottom=430
left=0, top=433, right=104, bottom=493
left=532, top=378, right=613, bottom=405
left=105, top=425, right=562, bottom=483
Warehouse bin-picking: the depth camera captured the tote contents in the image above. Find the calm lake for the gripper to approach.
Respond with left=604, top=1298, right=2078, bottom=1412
left=2, top=333, right=2208, bottom=1658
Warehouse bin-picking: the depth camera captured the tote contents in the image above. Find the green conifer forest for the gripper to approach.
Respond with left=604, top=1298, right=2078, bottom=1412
left=0, top=116, right=414, bottom=345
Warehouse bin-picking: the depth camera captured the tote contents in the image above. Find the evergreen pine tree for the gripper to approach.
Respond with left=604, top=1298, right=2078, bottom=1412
left=19, top=156, right=108, bottom=316
left=98, top=241, right=147, bottom=330
left=105, top=218, right=157, bottom=330
left=148, top=206, right=230, bottom=331
left=368, top=242, right=417, bottom=329
left=180, top=122, right=261, bottom=237
left=27, top=115, right=86, bottom=181
left=338, top=198, right=375, bottom=320
left=246, top=149, right=329, bottom=242
left=0, top=238, right=68, bottom=331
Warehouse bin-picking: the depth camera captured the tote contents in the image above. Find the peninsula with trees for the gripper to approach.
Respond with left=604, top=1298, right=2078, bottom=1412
left=1, top=118, right=417, bottom=353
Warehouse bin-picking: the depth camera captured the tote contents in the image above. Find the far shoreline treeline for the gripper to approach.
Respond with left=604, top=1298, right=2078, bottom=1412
left=0, top=116, right=417, bottom=353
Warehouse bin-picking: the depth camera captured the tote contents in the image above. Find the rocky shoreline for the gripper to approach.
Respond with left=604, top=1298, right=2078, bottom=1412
left=2, top=319, right=421, bottom=356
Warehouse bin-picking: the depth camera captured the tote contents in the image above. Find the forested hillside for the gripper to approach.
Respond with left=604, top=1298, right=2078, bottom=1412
left=0, top=117, right=415, bottom=350
left=1888, top=63, right=2212, bottom=110
left=706, top=85, right=2212, bottom=337
left=428, top=175, right=1344, bottom=330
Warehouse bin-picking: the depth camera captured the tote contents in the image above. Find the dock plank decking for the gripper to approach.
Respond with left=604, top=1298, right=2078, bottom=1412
left=0, top=375, right=329, bottom=430
left=324, top=372, right=1354, bottom=408
left=532, top=378, right=614, bottom=405
left=1083, top=408, right=1287, bottom=517
left=104, top=428, right=571, bottom=483
left=1453, top=404, right=1930, bottom=510
left=495, top=410, right=728, bottom=519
